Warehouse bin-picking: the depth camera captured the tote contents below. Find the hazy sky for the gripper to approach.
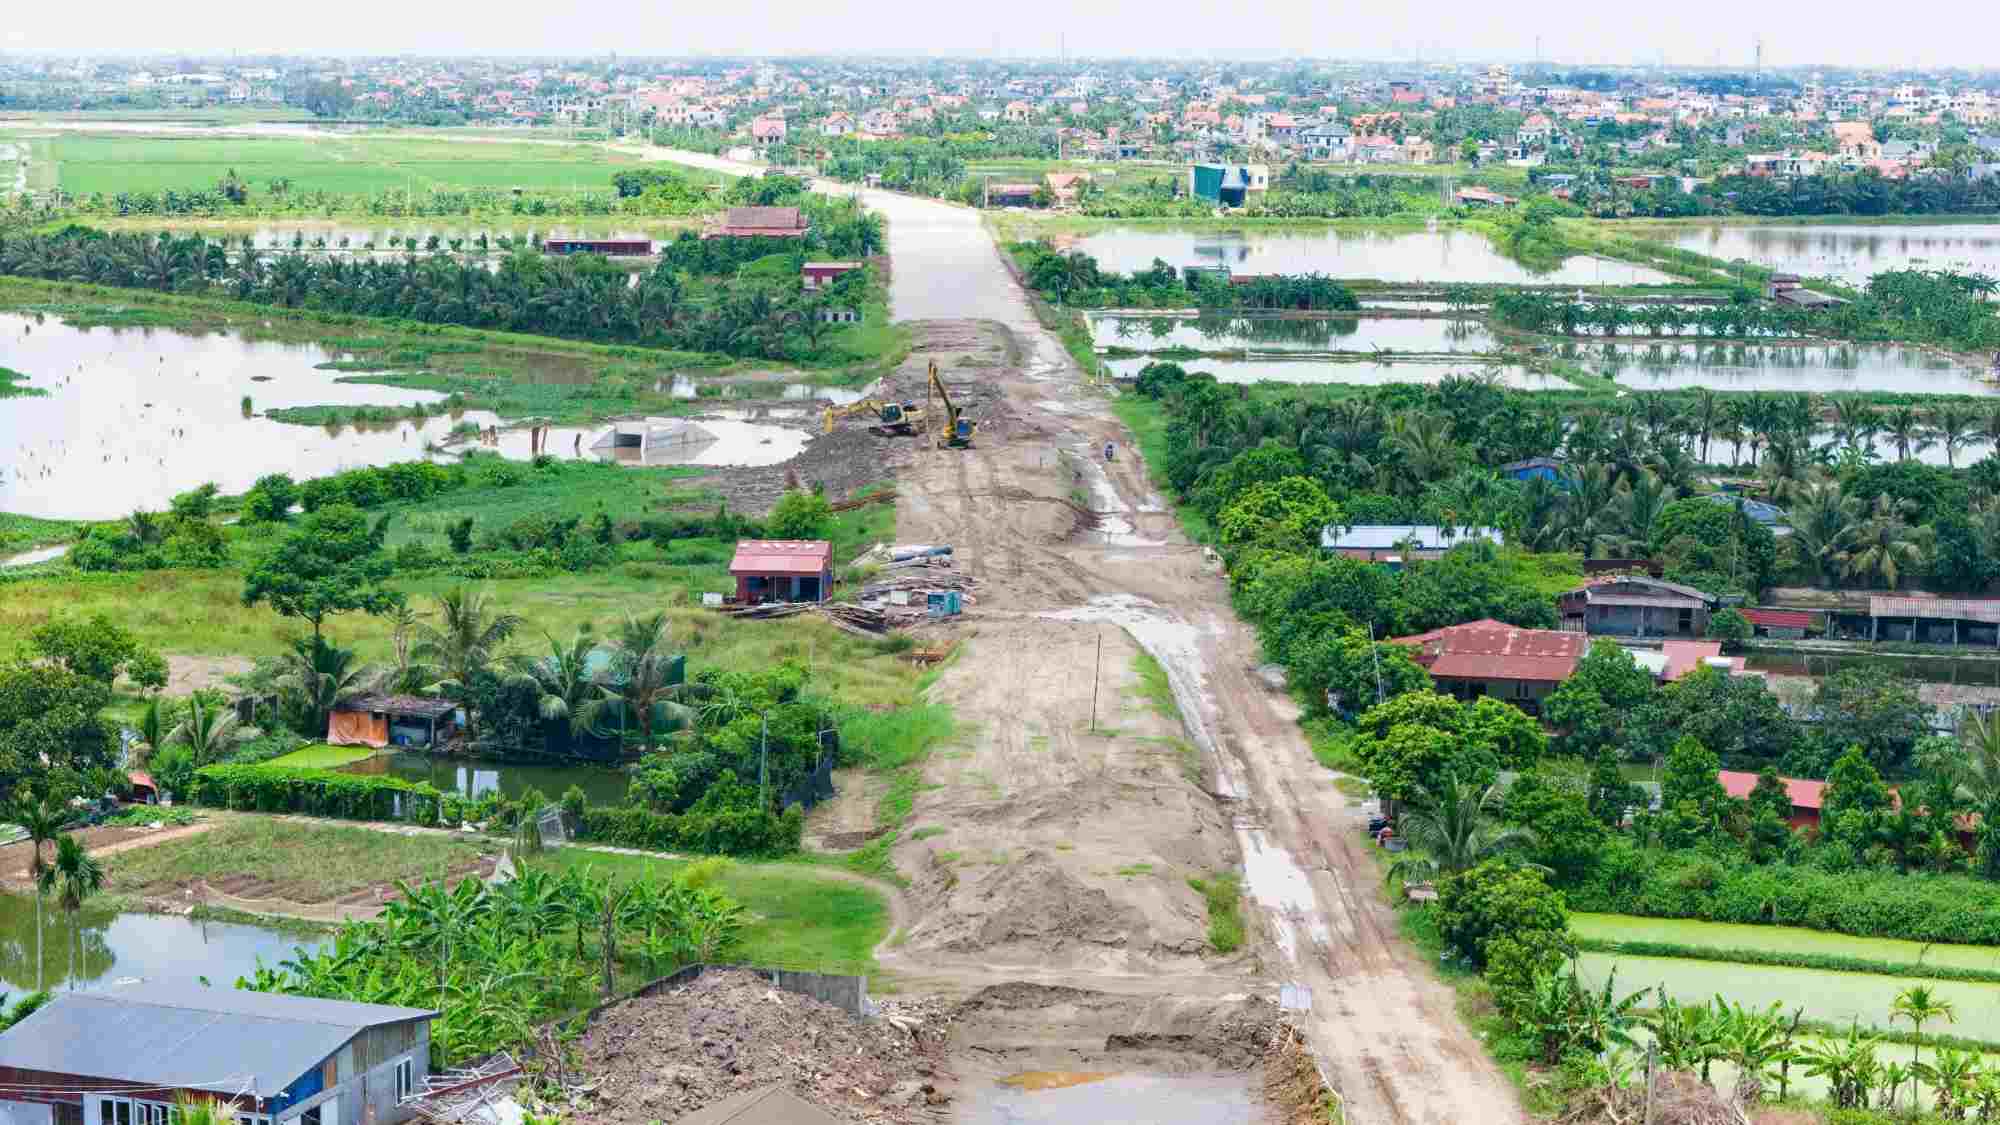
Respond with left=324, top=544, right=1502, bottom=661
left=6, top=0, right=1996, bottom=70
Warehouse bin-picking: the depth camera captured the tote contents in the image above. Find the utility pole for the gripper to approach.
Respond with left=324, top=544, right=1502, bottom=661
left=1090, top=631, right=1103, bottom=733
left=1367, top=622, right=1385, bottom=705
left=758, top=711, right=771, bottom=807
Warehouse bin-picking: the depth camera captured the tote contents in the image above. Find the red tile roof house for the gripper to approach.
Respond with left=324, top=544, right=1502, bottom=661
left=707, top=206, right=812, bottom=239
left=729, top=539, right=833, bottom=604
left=1390, top=618, right=1585, bottom=715
left=1718, top=770, right=1825, bottom=831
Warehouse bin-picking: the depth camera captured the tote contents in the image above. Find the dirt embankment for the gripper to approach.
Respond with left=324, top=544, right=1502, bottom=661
left=948, top=982, right=1278, bottom=1080
left=0, top=822, right=215, bottom=888
left=566, top=970, right=953, bottom=1125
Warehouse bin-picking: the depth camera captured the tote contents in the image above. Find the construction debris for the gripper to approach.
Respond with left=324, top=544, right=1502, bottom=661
left=1555, top=1071, right=1749, bottom=1125
left=566, top=969, right=952, bottom=1125
left=831, top=488, right=898, bottom=513
left=402, top=1053, right=526, bottom=1124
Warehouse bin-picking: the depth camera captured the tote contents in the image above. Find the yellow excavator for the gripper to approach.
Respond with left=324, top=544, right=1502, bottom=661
left=926, top=360, right=976, bottom=449
left=822, top=399, right=925, bottom=436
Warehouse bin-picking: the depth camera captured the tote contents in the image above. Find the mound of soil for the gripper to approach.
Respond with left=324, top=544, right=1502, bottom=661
left=569, top=970, right=952, bottom=1124
left=948, top=982, right=1279, bottom=1076
left=917, top=851, right=1145, bottom=955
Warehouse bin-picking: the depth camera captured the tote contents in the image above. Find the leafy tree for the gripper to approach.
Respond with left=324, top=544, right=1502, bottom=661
left=1587, top=748, right=1647, bottom=826
left=1811, top=667, right=1927, bottom=775
left=1658, top=735, right=1727, bottom=847
left=1391, top=541, right=1559, bottom=634
left=1628, top=666, right=1798, bottom=770
left=1216, top=476, right=1341, bottom=554
left=1502, top=767, right=1609, bottom=885
left=241, top=473, right=299, bottom=523
left=1463, top=696, right=1547, bottom=771
left=25, top=614, right=166, bottom=690
left=241, top=503, right=400, bottom=641
left=1822, top=745, right=1894, bottom=852
left=1706, top=607, right=1752, bottom=651
left=1286, top=627, right=1430, bottom=716
left=1433, top=858, right=1569, bottom=967
left=1353, top=691, right=1494, bottom=805
left=767, top=489, right=833, bottom=539
left=1542, top=640, right=1655, bottom=757
left=0, top=666, right=119, bottom=800
left=1651, top=497, right=1778, bottom=595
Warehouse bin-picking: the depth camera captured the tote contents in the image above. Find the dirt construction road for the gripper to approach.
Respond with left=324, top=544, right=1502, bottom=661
left=642, top=146, right=1521, bottom=1124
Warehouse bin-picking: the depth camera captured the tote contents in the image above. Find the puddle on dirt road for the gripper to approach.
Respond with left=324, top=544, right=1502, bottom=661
left=1235, top=825, right=1331, bottom=965
left=958, top=1071, right=1258, bottom=1125
left=1068, top=225, right=1675, bottom=285
left=997, top=1071, right=1115, bottom=1091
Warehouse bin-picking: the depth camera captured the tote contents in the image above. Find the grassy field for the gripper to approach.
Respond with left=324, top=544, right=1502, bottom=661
left=530, top=848, right=891, bottom=975
left=104, top=817, right=494, bottom=901
left=19, top=133, right=641, bottom=197
left=265, top=744, right=378, bottom=769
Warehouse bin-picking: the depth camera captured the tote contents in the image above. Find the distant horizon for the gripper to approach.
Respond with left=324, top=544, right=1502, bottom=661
left=5, top=0, right=2000, bottom=71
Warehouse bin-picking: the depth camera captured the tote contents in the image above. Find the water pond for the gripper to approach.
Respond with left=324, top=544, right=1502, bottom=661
left=1547, top=340, right=1997, bottom=395
left=1627, top=221, right=2000, bottom=289
left=1744, top=650, right=2000, bottom=687
left=342, top=751, right=633, bottom=807
left=0, top=890, right=321, bottom=993
left=1105, top=355, right=1565, bottom=390
left=1066, top=226, right=1677, bottom=285
left=1091, top=313, right=1497, bottom=354
left=1572, top=912, right=2000, bottom=975
left=1574, top=951, right=2000, bottom=1040
left=956, top=1072, right=1257, bottom=1125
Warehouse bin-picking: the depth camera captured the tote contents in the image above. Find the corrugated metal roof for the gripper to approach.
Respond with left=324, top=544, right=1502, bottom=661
left=338, top=694, right=457, bottom=718
left=1871, top=596, right=2000, bottom=624
left=1743, top=608, right=1815, bottom=629
left=1718, top=769, right=1825, bottom=811
left=1588, top=593, right=1709, bottom=609
left=0, top=984, right=434, bottom=1096
left=1391, top=619, right=1583, bottom=683
left=729, top=539, right=832, bottom=576
left=1660, top=641, right=1743, bottom=681
left=1321, top=524, right=1505, bottom=551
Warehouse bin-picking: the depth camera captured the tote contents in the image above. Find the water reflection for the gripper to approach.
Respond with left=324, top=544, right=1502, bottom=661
left=345, top=751, right=631, bottom=806
left=1092, top=313, right=1497, bottom=354
left=1104, top=355, right=1561, bottom=389
left=1069, top=226, right=1677, bottom=285
left=1555, top=340, right=1997, bottom=395
left=1633, top=222, right=2000, bottom=289
left=0, top=890, right=319, bottom=993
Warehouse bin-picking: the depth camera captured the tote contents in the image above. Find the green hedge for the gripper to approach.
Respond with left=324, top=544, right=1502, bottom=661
left=1573, top=848, right=2000, bottom=945
left=1572, top=938, right=2000, bottom=987
left=577, top=803, right=803, bottom=858
left=190, top=764, right=443, bottom=823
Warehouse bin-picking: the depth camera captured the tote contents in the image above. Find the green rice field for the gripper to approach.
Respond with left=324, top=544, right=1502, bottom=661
left=17, top=133, right=639, bottom=196
left=1573, top=951, right=2000, bottom=1041
left=1572, top=912, right=2000, bottom=976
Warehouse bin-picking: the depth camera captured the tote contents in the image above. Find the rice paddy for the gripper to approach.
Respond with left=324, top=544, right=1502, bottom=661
left=1571, top=912, right=2000, bottom=976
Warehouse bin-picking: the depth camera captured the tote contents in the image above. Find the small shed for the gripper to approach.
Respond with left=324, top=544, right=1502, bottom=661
left=328, top=695, right=461, bottom=749
left=543, top=238, right=654, bottom=256
left=801, top=262, right=864, bottom=291
left=730, top=540, right=833, bottom=605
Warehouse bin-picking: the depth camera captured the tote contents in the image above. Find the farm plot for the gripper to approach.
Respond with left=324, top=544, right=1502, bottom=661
left=1572, top=911, right=2000, bottom=976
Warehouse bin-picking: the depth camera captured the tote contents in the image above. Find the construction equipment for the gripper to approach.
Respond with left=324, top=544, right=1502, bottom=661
left=822, top=399, right=925, bottom=437
left=925, top=360, right=977, bottom=449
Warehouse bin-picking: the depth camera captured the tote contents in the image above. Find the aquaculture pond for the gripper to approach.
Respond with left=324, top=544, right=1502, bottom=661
left=1571, top=912, right=2000, bottom=975
left=1743, top=650, right=2000, bottom=687
left=1104, top=355, right=1566, bottom=389
left=1573, top=951, right=2000, bottom=1040
left=1628, top=221, right=2000, bottom=289
left=341, top=751, right=633, bottom=807
left=1064, top=226, right=1678, bottom=286
left=1548, top=340, right=1997, bottom=395
left=0, top=890, right=321, bottom=993
left=1090, top=313, right=1498, bottom=354
left=0, top=310, right=464, bottom=519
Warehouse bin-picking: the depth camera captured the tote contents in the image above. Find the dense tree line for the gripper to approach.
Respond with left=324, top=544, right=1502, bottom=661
left=1012, top=242, right=1360, bottom=310
left=0, top=212, right=880, bottom=362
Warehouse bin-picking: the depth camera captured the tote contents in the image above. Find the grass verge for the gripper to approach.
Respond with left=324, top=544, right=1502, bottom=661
left=1188, top=871, right=1246, bottom=953
left=103, top=817, right=493, bottom=901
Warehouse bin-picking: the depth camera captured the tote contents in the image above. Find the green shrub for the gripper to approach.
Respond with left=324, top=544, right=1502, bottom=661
left=577, top=801, right=803, bottom=857
left=1435, top=859, right=1570, bottom=967
left=189, top=764, right=443, bottom=823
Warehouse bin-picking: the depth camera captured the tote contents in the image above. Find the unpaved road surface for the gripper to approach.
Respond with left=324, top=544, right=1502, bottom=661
left=636, top=144, right=1521, bottom=1124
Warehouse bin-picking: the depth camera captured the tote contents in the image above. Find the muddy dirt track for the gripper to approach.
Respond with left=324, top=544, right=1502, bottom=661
left=625, top=145, right=1523, bottom=1124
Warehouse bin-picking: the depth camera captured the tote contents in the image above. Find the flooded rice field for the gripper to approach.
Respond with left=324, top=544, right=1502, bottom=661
left=1549, top=339, right=1997, bottom=394
left=0, top=889, right=320, bottom=993
left=1066, top=226, right=1677, bottom=285
left=1628, top=221, right=2000, bottom=288
left=1105, top=355, right=1564, bottom=389
left=1091, top=313, right=1497, bottom=354
left=956, top=1072, right=1259, bottom=1125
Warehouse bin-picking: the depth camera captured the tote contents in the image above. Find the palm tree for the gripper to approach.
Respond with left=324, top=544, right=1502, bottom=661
left=413, top=586, right=524, bottom=740
left=1892, top=984, right=1957, bottom=1110
left=1832, top=399, right=1881, bottom=456
left=1934, top=403, right=1981, bottom=470
left=1387, top=412, right=1462, bottom=495
left=10, top=796, right=64, bottom=991
left=1842, top=493, right=1928, bottom=589
left=1383, top=774, right=1537, bottom=889
left=164, top=695, right=242, bottom=766
left=602, top=613, right=694, bottom=752
left=1688, top=388, right=1721, bottom=464
left=506, top=625, right=612, bottom=736
left=1785, top=480, right=1859, bottom=588
left=1883, top=405, right=1934, bottom=462
left=276, top=636, right=382, bottom=739
left=41, top=835, right=105, bottom=991
left=387, top=603, right=432, bottom=694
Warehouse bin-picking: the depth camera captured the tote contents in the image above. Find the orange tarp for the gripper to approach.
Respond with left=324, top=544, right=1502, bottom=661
left=327, top=710, right=388, bottom=747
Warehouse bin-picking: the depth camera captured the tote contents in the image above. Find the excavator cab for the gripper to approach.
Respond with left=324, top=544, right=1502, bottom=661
left=925, top=360, right=977, bottom=449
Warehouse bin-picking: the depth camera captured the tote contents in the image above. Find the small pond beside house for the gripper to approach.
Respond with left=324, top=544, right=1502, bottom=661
left=339, top=751, right=633, bottom=807
left=0, top=890, right=322, bottom=993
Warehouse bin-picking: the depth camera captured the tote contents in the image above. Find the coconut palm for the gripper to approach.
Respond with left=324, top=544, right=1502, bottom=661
left=1893, top=984, right=1957, bottom=1110
left=1383, top=774, right=1537, bottom=890
left=601, top=613, right=694, bottom=752
left=1883, top=405, right=1934, bottom=462
left=386, top=602, right=433, bottom=694
left=1688, top=388, right=1721, bottom=464
left=277, top=636, right=383, bottom=739
left=1934, top=403, right=1982, bottom=469
left=1831, top=399, right=1881, bottom=456
left=1841, top=493, right=1928, bottom=590
left=40, top=835, right=105, bottom=991
left=9, top=795, right=64, bottom=991
left=1387, top=412, right=1462, bottom=495
left=164, top=695, right=242, bottom=767
left=413, top=586, right=524, bottom=739
left=1785, top=480, right=1859, bottom=588
left=506, top=625, right=611, bottom=736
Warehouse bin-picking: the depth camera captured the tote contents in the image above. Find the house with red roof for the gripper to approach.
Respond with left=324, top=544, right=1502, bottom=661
left=1390, top=619, right=1585, bottom=714
left=729, top=540, right=832, bottom=604
left=1718, top=770, right=1826, bottom=831
left=707, top=206, right=812, bottom=239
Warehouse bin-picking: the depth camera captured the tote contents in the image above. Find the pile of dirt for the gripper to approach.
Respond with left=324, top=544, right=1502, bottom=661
left=1557, top=1071, right=1749, bottom=1125
left=948, top=982, right=1278, bottom=1078
left=1262, top=1023, right=1341, bottom=1125
left=568, top=970, right=952, bottom=1124
left=914, top=851, right=1154, bottom=956
left=700, top=426, right=892, bottom=516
